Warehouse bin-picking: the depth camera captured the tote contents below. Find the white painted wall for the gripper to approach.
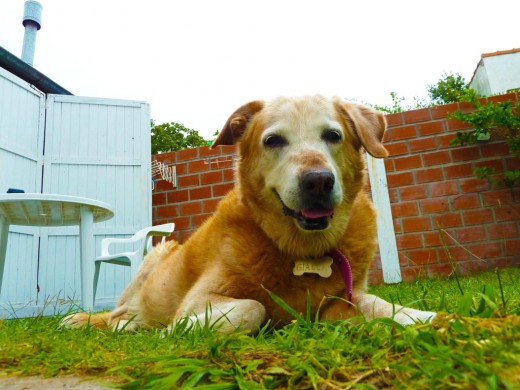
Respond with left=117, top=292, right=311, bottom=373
left=470, top=51, right=520, bottom=95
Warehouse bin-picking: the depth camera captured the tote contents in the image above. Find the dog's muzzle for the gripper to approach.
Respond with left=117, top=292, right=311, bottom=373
left=275, top=169, right=336, bottom=231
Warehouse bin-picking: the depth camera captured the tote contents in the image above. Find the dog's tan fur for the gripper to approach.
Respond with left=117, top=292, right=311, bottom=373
left=62, top=96, right=435, bottom=332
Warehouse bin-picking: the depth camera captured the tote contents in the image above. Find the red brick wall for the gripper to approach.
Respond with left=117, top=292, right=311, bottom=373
left=152, top=93, right=520, bottom=283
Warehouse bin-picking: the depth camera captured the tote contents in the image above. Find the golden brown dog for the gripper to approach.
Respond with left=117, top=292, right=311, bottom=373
left=62, top=95, right=436, bottom=332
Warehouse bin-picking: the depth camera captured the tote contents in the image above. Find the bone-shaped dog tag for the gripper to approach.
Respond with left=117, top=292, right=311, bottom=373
left=293, top=256, right=333, bottom=278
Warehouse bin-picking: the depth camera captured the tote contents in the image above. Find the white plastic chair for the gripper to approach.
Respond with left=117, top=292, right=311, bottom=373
left=93, top=223, right=175, bottom=304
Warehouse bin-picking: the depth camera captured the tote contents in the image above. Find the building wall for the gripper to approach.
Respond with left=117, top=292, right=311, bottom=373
left=470, top=50, right=520, bottom=95
left=152, top=93, right=520, bottom=284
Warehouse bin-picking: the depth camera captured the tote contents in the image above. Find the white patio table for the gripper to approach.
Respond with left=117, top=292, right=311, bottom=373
left=0, top=193, right=114, bottom=310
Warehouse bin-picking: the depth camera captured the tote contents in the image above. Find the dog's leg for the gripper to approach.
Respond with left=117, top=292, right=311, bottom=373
left=169, top=295, right=266, bottom=334
left=355, top=293, right=436, bottom=325
left=321, top=293, right=436, bottom=325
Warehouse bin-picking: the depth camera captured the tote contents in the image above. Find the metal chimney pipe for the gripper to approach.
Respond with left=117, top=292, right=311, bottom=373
left=21, top=0, right=42, bottom=66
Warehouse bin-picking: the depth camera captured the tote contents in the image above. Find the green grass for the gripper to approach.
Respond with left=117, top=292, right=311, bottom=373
left=1, top=268, right=519, bottom=389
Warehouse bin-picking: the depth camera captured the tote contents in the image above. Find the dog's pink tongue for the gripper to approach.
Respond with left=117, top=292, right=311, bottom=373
left=301, top=208, right=334, bottom=219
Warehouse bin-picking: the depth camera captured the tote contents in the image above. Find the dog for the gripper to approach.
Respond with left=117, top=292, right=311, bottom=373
left=62, top=95, right=436, bottom=333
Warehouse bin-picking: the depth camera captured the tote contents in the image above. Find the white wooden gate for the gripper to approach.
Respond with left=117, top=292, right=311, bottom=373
left=0, top=67, right=43, bottom=310
left=0, top=68, right=151, bottom=318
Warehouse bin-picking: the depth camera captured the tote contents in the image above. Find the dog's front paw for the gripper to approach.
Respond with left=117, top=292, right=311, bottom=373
left=394, top=309, right=437, bottom=326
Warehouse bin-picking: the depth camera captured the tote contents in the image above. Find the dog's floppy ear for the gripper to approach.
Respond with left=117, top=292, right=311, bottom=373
left=211, top=101, right=264, bottom=148
left=336, top=100, right=388, bottom=158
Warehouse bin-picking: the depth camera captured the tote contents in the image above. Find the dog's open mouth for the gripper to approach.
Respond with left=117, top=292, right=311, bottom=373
left=274, top=191, right=334, bottom=231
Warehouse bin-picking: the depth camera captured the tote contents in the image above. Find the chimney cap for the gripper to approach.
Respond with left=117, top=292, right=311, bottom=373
left=22, top=1, right=42, bottom=30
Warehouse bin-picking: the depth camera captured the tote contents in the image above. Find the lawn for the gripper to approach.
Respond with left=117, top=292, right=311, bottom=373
left=0, top=268, right=519, bottom=389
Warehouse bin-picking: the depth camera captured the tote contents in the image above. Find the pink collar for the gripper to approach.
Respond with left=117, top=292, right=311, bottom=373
left=328, top=248, right=353, bottom=302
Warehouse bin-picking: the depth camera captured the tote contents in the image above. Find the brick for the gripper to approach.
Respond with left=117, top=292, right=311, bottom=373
left=384, top=158, right=395, bottom=172
left=173, top=216, right=192, bottom=231
left=192, top=214, right=210, bottom=228
left=406, top=248, right=437, bottom=265
left=156, top=204, right=178, bottom=219
left=403, top=108, right=431, bottom=123
left=438, top=245, right=472, bottom=262
left=213, top=183, right=235, bottom=197
left=480, top=142, right=509, bottom=158
left=387, top=171, right=414, bottom=187
left=154, top=179, right=175, bottom=192
left=482, top=189, right=515, bottom=206
left=180, top=201, right=202, bottom=215
left=190, top=186, right=212, bottom=200
left=385, top=112, right=404, bottom=127
left=391, top=201, right=419, bottom=217
left=420, top=198, right=449, bottom=214
left=402, top=216, right=432, bottom=232
left=450, top=193, right=481, bottom=210
left=400, top=184, right=428, bottom=201
left=153, top=151, right=176, bottom=164
left=488, top=93, right=517, bottom=104
left=459, top=177, right=489, bottom=193
left=178, top=174, right=200, bottom=187
left=433, top=212, right=463, bottom=228
left=391, top=125, right=417, bottom=140
left=431, top=103, right=458, bottom=119
left=429, top=180, right=459, bottom=197
left=466, top=242, right=503, bottom=259
left=409, top=136, right=437, bottom=153
left=385, top=141, right=409, bottom=156
left=451, top=146, right=481, bottom=161
left=168, top=189, right=189, bottom=203
left=487, top=222, right=519, bottom=240
left=177, top=147, right=199, bottom=161
left=494, top=206, right=519, bottom=222
left=446, top=118, right=473, bottom=131
left=463, top=209, right=494, bottom=225
left=415, top=167, right=443, bottom=183
left=422, top=150, right=451, bottom=166
left=427, top=263, right=454, bottom=277
left=437, top=133, right=458, bottom=149
left=203, top=198, right=221, bottom=213
left=444, top=162, right=473, bottom=179
left=394, top=155, right=422, bottom=171
left=417, top=121, right=445, bottom=136
left=505, top=239, right=520, bottom=257
left=473, top=159, right=504, bottom=172
left=396, top=233, right=423, bottom=249
left=455, top=226, right=487, bottom=243
left=152, top=192, right=166, bottom=206
left=400, top=266, right=424, bottom=282
left=505, top=156, right=520, bottom=170
left=199, top=146, right=229, bottom=157
left=201, top=171, right=224, bottom=185
left=175, top=162, right=188, bottom=175
left=423, top=231, right=442, bottom=246
left=188, top=159, right=210, bottom=173
left=223, top=169, right=235, bottom=181
left=388, top=188, right=399, bottom=203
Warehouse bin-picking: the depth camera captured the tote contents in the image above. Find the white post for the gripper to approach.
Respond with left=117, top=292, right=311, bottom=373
left=366, top=153, right=402, bottom=283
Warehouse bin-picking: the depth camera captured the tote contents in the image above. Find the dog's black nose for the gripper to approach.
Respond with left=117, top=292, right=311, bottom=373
left=300, top=170, right=335, bottom=196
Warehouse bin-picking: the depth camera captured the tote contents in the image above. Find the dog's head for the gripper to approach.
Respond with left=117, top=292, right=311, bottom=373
left=213, top=96, right=387, bottom=254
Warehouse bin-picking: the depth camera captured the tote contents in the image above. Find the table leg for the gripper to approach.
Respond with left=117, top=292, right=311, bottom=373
left=0, top=216, right=10, bottom=297
left=79, top=206, right=95, bottom=311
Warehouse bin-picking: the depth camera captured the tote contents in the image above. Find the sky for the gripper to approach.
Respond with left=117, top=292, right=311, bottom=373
left=1, top=0, right=519, bottom=138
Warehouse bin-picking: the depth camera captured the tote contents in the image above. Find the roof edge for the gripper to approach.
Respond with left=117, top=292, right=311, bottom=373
left=0, top=46, right=72, bottom=95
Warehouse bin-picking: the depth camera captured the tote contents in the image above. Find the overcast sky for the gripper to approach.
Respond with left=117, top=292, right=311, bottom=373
left=1, top=0, right=519, bottom=138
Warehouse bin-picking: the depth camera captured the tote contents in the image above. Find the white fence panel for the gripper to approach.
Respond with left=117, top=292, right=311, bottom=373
left=0, top=67, right=44, bottom=309
left=40, top=95, right=151, bottom=308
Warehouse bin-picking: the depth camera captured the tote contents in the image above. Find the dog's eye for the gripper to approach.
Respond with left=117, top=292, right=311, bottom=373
left=322, top=129, right=342, bottom=143
left=263, top=134, right=287, bottom=148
